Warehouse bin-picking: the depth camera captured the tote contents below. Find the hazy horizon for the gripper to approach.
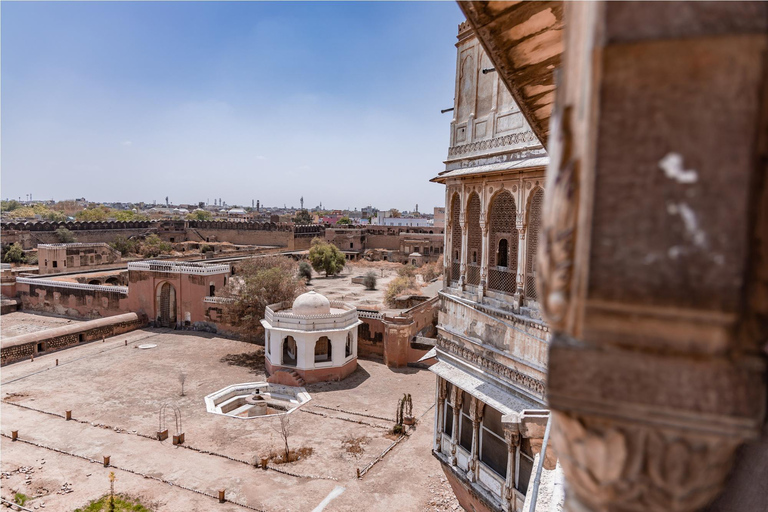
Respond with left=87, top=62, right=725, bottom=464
left=2, top=1, right=464, bottom=212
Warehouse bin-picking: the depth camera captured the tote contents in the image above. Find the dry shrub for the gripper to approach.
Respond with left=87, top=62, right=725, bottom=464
left=264, top=446, right=314, bottom=464
left=384, top=275, right=421, bottom=307
left=418, top=260, right=443, bottom=282
left=341, top=435, right=371, bottom=457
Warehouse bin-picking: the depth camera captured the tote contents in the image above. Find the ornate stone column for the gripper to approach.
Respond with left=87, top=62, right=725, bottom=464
left=468, top=396, right=484, bottom=483
left=515, top=209, right=527, bottom=306
left=478, top=220, right=488, bottom=299
left=503, top=427, right=521, bottom=512
left=450, top=386, right=463, bottom=467
left=435, top=377, right=447, bottom=452
left=459, top=189, right=468, bottom=288
left=533, top=3, right=768, bottom=512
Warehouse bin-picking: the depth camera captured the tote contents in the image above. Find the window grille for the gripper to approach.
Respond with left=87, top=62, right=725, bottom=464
left=525, top=188, right=544, bottom=301
left=450, top=193, right=462, bottom=284
left=488, top=191, right=518, bottom=294
left=466, top=193, right=482, bottom=286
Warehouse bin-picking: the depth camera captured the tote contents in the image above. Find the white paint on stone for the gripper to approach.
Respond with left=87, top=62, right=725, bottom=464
left=659, top=152, right=698, bottom=184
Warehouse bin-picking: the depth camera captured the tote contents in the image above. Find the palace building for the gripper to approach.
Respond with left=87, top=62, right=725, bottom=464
left=429, top=21, right=559, bottom=512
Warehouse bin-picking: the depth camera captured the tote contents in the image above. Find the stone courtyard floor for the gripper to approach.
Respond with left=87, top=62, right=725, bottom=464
left=0, top=328, right=461, bottom=511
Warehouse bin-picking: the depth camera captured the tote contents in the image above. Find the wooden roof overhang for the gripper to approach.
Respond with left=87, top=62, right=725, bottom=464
left=458, top=1, right=564, bottom=148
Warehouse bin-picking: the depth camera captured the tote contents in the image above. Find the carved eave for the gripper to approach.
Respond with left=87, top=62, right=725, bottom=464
left=458, top=1, right=564, bottom=148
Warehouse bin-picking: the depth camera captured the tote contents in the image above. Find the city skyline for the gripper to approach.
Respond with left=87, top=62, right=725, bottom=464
left=2, top=1, right=464, bottom=211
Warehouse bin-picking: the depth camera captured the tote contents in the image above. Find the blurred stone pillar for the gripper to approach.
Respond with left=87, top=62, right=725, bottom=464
left=535, top=3, right=768, bottom=511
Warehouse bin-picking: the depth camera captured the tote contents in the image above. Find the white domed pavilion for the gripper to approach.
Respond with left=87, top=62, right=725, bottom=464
left=261, top=291, right=361, bottom=385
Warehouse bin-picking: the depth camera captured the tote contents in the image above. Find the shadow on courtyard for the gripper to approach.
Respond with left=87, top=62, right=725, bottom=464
left=305, top=364, right=371, bottom=392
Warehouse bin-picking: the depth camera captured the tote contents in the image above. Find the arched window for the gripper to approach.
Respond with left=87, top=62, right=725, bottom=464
left=497, top=239, right=509, bottom=267
left=466, top=192, right=482, bottom=285
left=209, top=283, right=215, bottom=296
left=282, top=336, right=297, bottom=367
left=314, top=336, right=332, bottom=363
left=345, top=332, right=353, bottom=358
left=525, top=188, right=544, bottom=301
left=488, top=190, right=518, bottom=295
left=450, top=193, right=462, bottom=284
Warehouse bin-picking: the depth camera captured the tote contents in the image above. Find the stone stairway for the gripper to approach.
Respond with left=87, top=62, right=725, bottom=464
left=267, top=369, right=306, bottom=387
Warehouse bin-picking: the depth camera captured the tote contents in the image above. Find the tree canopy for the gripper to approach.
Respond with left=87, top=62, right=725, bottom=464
left=224, top=256, right=306, bottom=339
left=293, top=209, right=312, bottom=224
left=308, top=238, right=346, bottom=277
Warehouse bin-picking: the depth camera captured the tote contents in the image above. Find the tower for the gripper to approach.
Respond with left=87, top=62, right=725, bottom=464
left=301, top=196, right=304, bottom=209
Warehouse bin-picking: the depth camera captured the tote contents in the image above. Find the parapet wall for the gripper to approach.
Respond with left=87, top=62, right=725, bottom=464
left=1, top=220, right=325, bottom=250
left=16, top=278, right=130, bottom=319
left=0, top=312, right=146, bottom=365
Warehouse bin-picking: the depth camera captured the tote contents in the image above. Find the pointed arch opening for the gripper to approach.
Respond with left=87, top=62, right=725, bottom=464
left=450, top=193, right=462, bottom=284
left=466, top=192, right=482, bottom=286
left=487, top=190, right=518, bottom=295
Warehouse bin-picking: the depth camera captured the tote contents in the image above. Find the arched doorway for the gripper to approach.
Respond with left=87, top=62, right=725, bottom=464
left=282, top=336, right=297, bottom=367
left=156, top=282, right=177, bottom=327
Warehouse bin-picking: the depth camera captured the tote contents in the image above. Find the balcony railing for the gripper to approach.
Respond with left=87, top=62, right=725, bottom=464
left=487, top=266, right=516, bottom=295
left=466, top=264, right=480, bottom=286
left=450, top=262, right=461, bottom=284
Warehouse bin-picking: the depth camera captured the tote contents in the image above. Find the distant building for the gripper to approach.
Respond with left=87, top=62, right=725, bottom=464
left=433, top=207, right=446, bottom=229
left=38, top=243, right=121, bottom=275
left=374, top=212, right=430, bottom=227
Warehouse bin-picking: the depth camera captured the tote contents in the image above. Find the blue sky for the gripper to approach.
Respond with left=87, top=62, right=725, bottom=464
left=2, top=1, right=464, bottom=211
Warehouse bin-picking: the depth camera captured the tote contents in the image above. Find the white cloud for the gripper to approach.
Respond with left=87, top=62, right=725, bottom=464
left=121, top=140, right=132, bottom=146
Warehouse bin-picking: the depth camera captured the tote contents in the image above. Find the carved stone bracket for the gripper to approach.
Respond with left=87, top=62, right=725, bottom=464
left=552, top=410, right=742, bottom=512
left=537, top=105, right=579, bottom=332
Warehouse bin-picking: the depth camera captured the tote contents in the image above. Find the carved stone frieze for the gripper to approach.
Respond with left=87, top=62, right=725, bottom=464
left=437, top=334, right=546, bottom=397
left=447, top=130, right=539, bottom=157
left=537, top=105, right=579, bottom=332
left=552, top=410, right=741, bottom=512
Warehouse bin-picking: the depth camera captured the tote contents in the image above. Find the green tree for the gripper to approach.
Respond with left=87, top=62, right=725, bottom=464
left=224, top=256, right=306, bottom=339
left=187, top=210, right=213, bottom=221
left=113, top=210, right=149, bottom=221
left=298, top=261, right=313, bottom=282
left=308, top=238, right=346, bottom=277
left=55, top=227, right=77, bottom=243
left=389, top=208, right=401, bottom=218
left=76, top=207, right=111, bottom=222
left=336, top=216, right=352, bottom=225
left=110, top=236, right=139, bottom=256
left=293, top=209, right=312, bottom=224
left=140, top=234, right=172, bottom=257
left=2, top=243, right=25, bottom=264
left=1, top=200, right=20, bottom=212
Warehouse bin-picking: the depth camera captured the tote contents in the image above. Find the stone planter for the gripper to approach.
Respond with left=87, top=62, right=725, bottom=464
left=157, top=429, right=169, bottom=441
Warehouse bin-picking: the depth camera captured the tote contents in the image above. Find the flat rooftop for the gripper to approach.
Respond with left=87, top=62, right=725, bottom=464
left=1, top=328, right=459, bottom=511
left=1, top=311, right=83, bottom=339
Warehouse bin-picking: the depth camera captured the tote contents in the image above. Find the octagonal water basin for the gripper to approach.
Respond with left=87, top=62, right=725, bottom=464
left=204, top=382, right=310, bottom=419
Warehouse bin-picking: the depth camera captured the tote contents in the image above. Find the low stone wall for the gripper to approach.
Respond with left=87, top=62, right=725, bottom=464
left=1, top=312, right=146, bottom=365
left=16, top=278, right=130, bottom=319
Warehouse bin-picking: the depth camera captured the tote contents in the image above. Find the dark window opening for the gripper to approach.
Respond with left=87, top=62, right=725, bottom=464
left=52, top=261, right=58, bottom=268
left=78, top=334, right=84, bottom=343
left=37, top=343, right=44, bottom=352
left=350, top=242, right=354, bottom=249
left=481, top=405, right=508, bottom=478
left=169, top=237, right=175, bottom=243
left=497, top=239, right=508, bottom=267
left=209, top=285, right=215, bottom=296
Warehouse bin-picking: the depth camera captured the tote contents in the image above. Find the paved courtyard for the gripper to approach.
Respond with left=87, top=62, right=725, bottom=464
left=0, top=327, right=460, bottom=511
